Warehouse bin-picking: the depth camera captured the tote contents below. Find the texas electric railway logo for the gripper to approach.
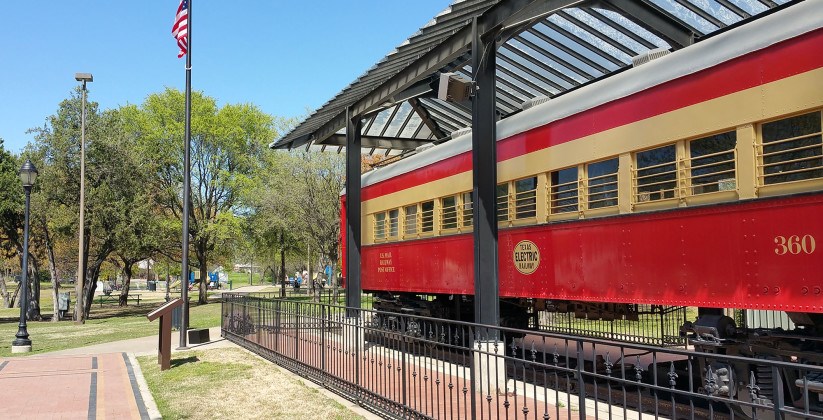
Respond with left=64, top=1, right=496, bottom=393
left=513, top=240, right=540, bottom=275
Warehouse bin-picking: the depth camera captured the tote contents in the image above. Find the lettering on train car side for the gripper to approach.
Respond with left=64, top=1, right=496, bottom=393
left=774, top=235, right=816, bottom=255
left=513, top=240, right=540, bottom=275
left=377, top=252, right=396, bottom=273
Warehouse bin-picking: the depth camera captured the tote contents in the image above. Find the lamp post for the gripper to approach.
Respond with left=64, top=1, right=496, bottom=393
left=74, top=73, right=92, bottom=323
left=12, top=159, right=38, bottom=353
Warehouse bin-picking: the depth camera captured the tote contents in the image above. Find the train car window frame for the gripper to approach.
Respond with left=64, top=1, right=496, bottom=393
left=388, top=208, right=400, bottom=239
left=687, top=130, right=737, bottom=196
left=513, top=176, right=538, bottom=221
left=497, top=183, right=510, bottom=223
left=585, top=158, right=619, bottom=211
left=757, top=109, right=823, bottom=190
left=374, top=212, right=387, bottom=242
left=461, top=191, right=473, bottom=228
left=634, top=144, right=678, bottom=204
left=403, top=204, right=418, bottom=238
left=549, top=166, right=579, bottom=217
left=440, top=195, right=458, bottom=231
left=420, top=200, right=435, bottom=234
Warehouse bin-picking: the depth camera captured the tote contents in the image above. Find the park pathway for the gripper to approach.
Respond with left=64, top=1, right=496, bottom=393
left=0, top=352, right=150, bottom=419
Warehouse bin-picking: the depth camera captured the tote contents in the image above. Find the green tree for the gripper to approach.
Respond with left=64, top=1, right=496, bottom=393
left=0, top=139, right=24, bottom=310
left=29, top=90, right=148, bottom=320
left=244, top=147, right=345, bottom=300
left=125, top=89, right=276, bottom=304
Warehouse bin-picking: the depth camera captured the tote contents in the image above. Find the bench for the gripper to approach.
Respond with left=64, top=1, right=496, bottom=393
left=97, top=294, right=141, bottom=307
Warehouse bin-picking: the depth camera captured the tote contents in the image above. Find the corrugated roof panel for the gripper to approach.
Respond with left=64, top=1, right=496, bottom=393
left=273, top=0, right=794, bottom=151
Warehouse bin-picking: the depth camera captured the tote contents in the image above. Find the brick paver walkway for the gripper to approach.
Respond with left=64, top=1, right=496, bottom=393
left=0, top=352, right=149, bottom=420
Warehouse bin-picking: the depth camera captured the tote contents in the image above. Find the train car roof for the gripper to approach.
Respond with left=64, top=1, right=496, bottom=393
left=351, top=0, right=822, bottom=192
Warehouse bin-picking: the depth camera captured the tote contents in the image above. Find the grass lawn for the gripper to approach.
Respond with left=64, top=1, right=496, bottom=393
left=0, top=298, right=223, bottom=357
left=138, top=347, right=363, bottom=419
left=226, top=270, right=267, bottom=287
left=0, top=281, right=75, bottom=318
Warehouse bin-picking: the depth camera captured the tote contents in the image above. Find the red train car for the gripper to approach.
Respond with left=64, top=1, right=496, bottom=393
left=343, top=2, right=823, bottom=352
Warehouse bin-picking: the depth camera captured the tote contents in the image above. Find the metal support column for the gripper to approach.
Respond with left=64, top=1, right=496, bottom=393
left=471, top=18, right=500, bottom=329
left=345, top=108, right=362, bottom=317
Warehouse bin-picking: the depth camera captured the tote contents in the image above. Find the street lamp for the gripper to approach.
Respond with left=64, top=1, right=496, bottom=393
left=12, top=159, right=38, bottom=353
left=75, top=72, right=92, bottom=322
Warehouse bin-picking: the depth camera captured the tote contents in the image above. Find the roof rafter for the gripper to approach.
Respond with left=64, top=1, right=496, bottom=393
left=325, top=133, right=433, bottom=150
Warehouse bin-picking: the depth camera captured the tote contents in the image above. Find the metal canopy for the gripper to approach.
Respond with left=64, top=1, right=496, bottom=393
left=272, top=0, right=794, bottom=154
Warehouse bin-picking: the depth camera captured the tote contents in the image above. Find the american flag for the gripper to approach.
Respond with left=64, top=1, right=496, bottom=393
left=172, top=0, right=189, bottom=58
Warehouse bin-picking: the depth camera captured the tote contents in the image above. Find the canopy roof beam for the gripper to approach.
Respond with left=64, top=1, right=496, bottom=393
left=409, top=98, right=447, bottom=140
left=325, top=133, right=432, bottom=150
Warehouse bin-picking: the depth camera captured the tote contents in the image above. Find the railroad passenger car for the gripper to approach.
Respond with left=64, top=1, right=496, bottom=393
left=342, top=0, right=823, bottom=392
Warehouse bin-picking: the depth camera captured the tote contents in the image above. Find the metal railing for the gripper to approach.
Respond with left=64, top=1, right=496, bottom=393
left=549, top=179, right=579, bottom=214
left=534, top=305, right=688, bottom=347
left=586, top=172, right=619, bottom=210
left=633, top=160, right=678, bottom=203
left=440, top=203, right=459, bottom=231
left=374, top=215, right=387, bottom=241
left=513, top=187, right=537, bottom=219
left=687, top=149, right=736, bottom=195
left=757, top=131, right=823, bottom=186
left=222, top=293, right=823, bottom=420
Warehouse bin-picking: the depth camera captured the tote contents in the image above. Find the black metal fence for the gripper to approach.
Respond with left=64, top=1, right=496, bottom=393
left=248, top=287, right=374, bottom=308
left=222, top=293, right=823, bottom=419
left=534, top=305, right=690, bottom=348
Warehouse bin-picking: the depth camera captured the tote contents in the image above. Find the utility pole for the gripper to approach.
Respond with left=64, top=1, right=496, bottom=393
left=74, top=73, right=92, bottom=323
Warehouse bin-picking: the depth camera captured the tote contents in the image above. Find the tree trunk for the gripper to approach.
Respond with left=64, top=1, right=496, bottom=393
left=83, top=261, right=103, bottom=319
left=0, top=274, right=9, bottom=308
left=119, top=263, right=133, bottom=306
left=44, top=224, right=61, bottom=322
left=197, top=247, right=208, bottom=304
left=74, top=233, right=89, bottom=324
left=28, top=258, right=42, bottom=321
left=331, top=261, right=339, bottom=303
left=10, top=282, right=20, bottom=308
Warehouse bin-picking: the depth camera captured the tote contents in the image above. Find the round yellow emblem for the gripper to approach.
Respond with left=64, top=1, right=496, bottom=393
left=513, top=240, right=540, bottom=275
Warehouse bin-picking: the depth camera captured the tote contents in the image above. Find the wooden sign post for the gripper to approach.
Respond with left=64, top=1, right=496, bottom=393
left=147, top=298, right=184, bottom=371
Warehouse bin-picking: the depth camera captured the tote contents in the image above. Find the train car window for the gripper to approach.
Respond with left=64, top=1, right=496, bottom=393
left=462, top=192, right=473, bottom=226
left=635, top=145, right=677, bottom=201
left=587, top=158, right=618, bottom=209
left=514, top=177, right=537, bottom=219
left=550, top=167, right=578, bottom=214
left=689, top=131, right=736, bottom=194
left=374, top=212, right=386, bottom=240
left=421, top=201, right=434, bottom=232
left=388, top=209, right=399, bottom=238
left=497, top=183, right=509, bottom=222
left=441, top=196, right=458, bottom=230
left=760, top=111, right=823, bottom=185
left=404, top=205, right=417, bottom=235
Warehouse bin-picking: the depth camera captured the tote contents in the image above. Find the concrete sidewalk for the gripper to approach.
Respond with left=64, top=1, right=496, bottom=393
left=0, top=352, right=153, bottom=419
left=44, top=326, right=232, bottom=357
left=0, top=325, right=378, bottom=419
left=0, top=328, right=230, bottom=420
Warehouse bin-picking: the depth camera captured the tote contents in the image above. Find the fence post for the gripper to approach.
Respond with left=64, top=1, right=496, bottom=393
left=577, top=340, right=587, bottom=418
left=401, top=326, right=408, bottom=417
left=469, top=327, right=477, bottom=420
left=242, top=296, right=248, bottom=336
left=275, top=299, right=281, bottom=354
left=772, top=366, right=784, bottom=419
left=295, top=301, right=300, bottom=362
left=257, top=297, right=262, bottom=344
left=321, top=304, right=326, bottom=380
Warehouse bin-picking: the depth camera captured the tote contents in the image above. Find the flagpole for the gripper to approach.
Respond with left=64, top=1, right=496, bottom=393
left=179, top=0, right=192, bottom=350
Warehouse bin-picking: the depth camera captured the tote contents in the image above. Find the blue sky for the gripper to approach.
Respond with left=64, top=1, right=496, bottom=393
left=0, top=0, right=449, bottom=154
